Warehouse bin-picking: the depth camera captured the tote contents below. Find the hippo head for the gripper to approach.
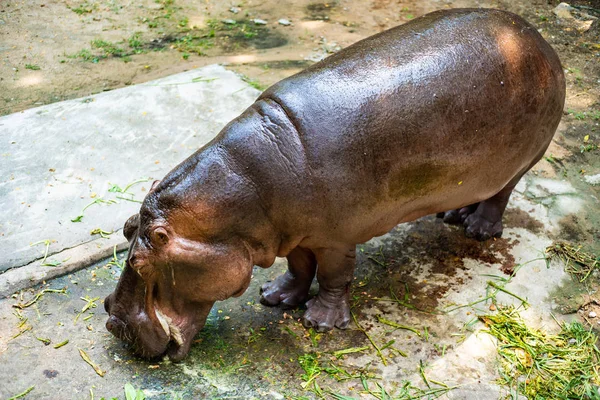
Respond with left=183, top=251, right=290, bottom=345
left=104, top=178, right=261, bottom=361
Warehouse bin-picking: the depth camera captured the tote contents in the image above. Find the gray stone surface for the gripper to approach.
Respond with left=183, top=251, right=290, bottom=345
left=0, top=235, right=128, bottom=297
left=0, top=65, right=260, bottom=273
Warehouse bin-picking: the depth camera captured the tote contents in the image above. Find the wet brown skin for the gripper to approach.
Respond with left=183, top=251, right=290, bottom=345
left=105, top=8, right=565, bottom=361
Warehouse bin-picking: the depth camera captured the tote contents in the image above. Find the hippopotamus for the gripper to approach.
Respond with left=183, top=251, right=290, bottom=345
left=104, top=8, right=565, bottom=360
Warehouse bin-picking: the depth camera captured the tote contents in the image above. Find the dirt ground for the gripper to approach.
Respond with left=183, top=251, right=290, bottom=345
left=2, top=0, right=600, bottom=399
left=1, top=0, right=596, bottom=115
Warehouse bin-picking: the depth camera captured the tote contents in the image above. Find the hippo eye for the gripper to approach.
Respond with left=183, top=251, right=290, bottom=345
left=150, top=227, right=169, bottom=247
left=131, top=259, right=150, bottom=278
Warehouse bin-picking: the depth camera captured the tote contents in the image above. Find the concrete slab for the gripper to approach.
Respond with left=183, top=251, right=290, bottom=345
left=0, top=65, right=260, bottom=275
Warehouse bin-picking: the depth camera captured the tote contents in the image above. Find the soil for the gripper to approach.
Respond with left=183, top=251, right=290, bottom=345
left=2, top=0, right=597, bottom=115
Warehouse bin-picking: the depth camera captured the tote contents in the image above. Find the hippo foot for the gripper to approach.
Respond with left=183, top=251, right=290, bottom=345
left=463, top=212, right=503, bottom=241
left=437, top=203, right=479, bottom=225
left=260, top=271, right=310, bottom=309
left=302, top=292, right=350, bottom=332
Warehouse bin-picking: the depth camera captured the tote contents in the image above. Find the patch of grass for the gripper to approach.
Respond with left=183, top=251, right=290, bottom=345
left=128, top=33, right=144, bottom=54
left=240, top=75, right=267, bottom=91
left=567, top=67, right=585, bottom=86
left=546, top=242, right=600, bottom=282
left=569, top=110, right=600, bottom=121
left=581, top=144, right=598, bottom=153
left=206, top=18, right=219, bottom=33
left=155, top=0, right=177, bottom=20
left=67, top=49, right=99, bottom=63
left=580, top=137, right=598, bottom=153
left=91, top=39, right=125, bottom=57
left=70, top=36, right=150, bottom=63
left=298, top=352, right=375, bottom=395
left=25, top=64, right=40, bottom=70
left=298, top=353, right=322, bottom=388
left=174, top=33, right=214, bottom=55
left=480, top=306, right=600, bottom=399
left=70, top=2, right=95, bottom=15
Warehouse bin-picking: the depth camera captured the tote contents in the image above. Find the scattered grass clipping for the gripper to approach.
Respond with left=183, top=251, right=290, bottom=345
left=79, top=348, right=105, bottom=377
left=107, top=245, right=126, bottom=269
left=7, top=386, right=34, bottom=400
left=480, top=306, right=600, bottom=399
left=12, top=288, right=67, bottom=309
left=124, top=382, right=146, bottom=400
left=53, top=339, right=69, bottom=349
left=546, top=242, right=600, bottom=282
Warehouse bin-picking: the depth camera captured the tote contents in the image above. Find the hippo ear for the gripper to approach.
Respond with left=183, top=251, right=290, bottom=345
left=150, top=180, right=161, bottom=192
left=150, top=226, right=170, bottom=247
left=123, top=214, right=140, bottom=241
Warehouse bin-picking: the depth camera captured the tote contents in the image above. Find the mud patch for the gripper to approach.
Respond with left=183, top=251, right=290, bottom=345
left=503, top=207, right=544, bottom=234
left=173, top=20, right=288, bottom=55
left=558, top=214, right=589, bottom=241
left=306, top=2, right=337, bottom=21
left=355, top=216, right=519, bottom=314
left=248, top=60, right=314, bottom=69
left=43, top=370, right=58, bottom=379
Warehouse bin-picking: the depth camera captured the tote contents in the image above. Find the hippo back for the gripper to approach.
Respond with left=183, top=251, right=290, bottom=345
left=258, top=8, right=565, bottom=241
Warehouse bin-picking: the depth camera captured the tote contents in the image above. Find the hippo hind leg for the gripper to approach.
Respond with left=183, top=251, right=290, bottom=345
left=260, top=247, right=316, bottom=309
left=461, top=183, right=518, bottom=241
left=436, top=203, right=479, bottom=225
left=452, top=174, right=526, bottom=241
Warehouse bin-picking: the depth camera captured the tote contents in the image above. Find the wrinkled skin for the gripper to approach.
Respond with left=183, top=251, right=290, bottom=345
left=105, top=9, right=565, bottom=360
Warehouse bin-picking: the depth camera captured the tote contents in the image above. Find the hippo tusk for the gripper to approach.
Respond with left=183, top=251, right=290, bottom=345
left=155, top=308, right=170, bottom=337
left=155, top=308, right=184, bottom=346
left=169, top=322, right=184, bottom=346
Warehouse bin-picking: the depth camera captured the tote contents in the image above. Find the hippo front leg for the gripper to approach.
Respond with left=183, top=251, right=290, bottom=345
left=302, top=246, right=355, bottom=332
left=260, top=247, right=317, bottom=308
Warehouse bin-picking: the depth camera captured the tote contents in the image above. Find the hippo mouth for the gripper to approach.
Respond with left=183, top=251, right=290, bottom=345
left=105, top=283, right=188, bottom=360
left=104, top=255, right=214, bottom=361
left=106, top=304, right=188, bottom=360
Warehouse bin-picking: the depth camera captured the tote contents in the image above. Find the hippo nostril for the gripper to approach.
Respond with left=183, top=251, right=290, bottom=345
left=106, top=315, right=124, bottom=334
